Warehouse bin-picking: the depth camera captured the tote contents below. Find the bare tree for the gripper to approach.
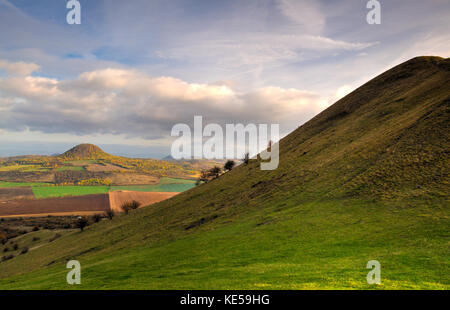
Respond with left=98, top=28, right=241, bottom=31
left=224, top=160, right=236, bottom=171
left=197, top=166, right=222, bottom=184
left=242, top=152, right=250, bottom=165
left=197, top=169, right=212, bottom=184
left=105, top=209, right=115, bottom=220
left=75, top=216, right=89, bottom=232
left=92, top=214, right=102, bottom=223
left=121, top=203, right=131, bottom=215
left=209, top=166, right=222, bottom=179
left=129, top=200, right=141, bottom=210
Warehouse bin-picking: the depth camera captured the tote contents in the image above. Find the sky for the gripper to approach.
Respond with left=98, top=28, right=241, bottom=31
left=0, top=0, right=449, bottom=158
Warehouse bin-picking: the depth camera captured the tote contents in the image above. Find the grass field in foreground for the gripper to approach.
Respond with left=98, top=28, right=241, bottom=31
left=0, top=198, right=447, bottom=289
left=32, top=186, right=110, bottom=198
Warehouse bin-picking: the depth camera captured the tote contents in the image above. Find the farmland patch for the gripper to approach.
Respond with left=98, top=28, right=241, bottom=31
left=0, top=187, right=34, bottom=202
left=54, top=166, right=85, bottom=172
left=85, top=163, right=128, bottom=172
left=0, top=165, right=50, bottom=172
left=0, top=171, right=55, bottom=183
left=160, top=177, right=196, bottom=184
left=0, top=194, right=110, bottom=217
left=32, top=186, right=110, bottom=199
left=108, top=173, right=159, bottom=185
left=108, top=191, right=178, bottom=212
left=110, top=183, right=195, bottom=192
left=0, top=181, right=50, bottom=188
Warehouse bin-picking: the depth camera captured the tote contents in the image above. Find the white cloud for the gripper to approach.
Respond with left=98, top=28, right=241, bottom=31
left=155, top=34, right=377, bottom=71
left=277, top=0, right=325, bottom=34
left=393, top=32, right=450, bottom=65
left=0, top=59, right=40, bottom=76
left=335, top=85, right=353, bottom=100
left=0, top=65, right=326, bottom=139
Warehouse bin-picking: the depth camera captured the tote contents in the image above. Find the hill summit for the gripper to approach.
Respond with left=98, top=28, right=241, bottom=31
left=59, top=144, right=112, bottom=160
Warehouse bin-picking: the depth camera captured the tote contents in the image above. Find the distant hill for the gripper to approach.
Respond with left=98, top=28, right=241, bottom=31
left=162, top=155, right=175, bottom=161
left=58, top=144, right=113, bottom=160
left=1, top=56, right=448, bottom=289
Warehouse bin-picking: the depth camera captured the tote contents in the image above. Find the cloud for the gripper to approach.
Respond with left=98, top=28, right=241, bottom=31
left=0, top=65, right=326, bottom=139
left=277, top=0, right=325, bottom=34
left=155, top=34, right=377, bottom=71
left=335, top=85, right=353, bottom=100
left=0, top=59, right=40, bottom=76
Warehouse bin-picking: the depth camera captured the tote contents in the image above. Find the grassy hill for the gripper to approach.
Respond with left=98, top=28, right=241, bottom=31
left=0, top=56, right=448, bottom=289
left=0, top=144, right=202, bottom=183
left=59, top=144, right=114, bottom=160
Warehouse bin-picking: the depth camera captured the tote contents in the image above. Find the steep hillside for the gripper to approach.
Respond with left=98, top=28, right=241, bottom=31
left=0, top=57, right=448, bottom=289
left=59, top=144, right=113, bottom=160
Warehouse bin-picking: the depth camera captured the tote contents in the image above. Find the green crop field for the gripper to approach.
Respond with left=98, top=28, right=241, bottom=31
left=63, top=160, right=96, bottom=166
left=54, top=166, right=85, bottom=172
left=0, top=178, right=195, bottom=198
left=0, top=165, right=49, bottom=172
left=32, top=186, right=110, bottom=198
left=159, top=177, right=196, bottom=184
left=0, top=181, right=51, bottom=188
left=110, top=183, right=195, bottom=193
left=110, top=177, right=196, bottom=192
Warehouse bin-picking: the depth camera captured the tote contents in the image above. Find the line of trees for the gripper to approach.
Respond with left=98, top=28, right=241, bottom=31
left=196, top=156, right=247, bottom=185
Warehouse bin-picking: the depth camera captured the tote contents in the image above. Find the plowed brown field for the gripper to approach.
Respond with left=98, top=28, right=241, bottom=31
left=0, top=194, right=109, bottom=217
left=0, top=187, right=34, bottom=201
left=0, top=191, right=179, bottom=218
left=109, top=191, right=179, bottom=212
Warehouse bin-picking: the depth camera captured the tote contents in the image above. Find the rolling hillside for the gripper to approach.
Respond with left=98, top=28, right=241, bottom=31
left=0, top=56, right=448, bottom=289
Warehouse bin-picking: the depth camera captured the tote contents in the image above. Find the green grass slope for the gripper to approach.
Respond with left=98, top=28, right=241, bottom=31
left=0, top=56, right=448, bottom=289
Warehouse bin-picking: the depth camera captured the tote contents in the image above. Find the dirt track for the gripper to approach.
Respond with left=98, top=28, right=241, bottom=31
left=108, top=191, right=179, bottom=212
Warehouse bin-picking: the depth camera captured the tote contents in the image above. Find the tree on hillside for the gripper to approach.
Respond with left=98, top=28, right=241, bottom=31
left=129, top=200, right=142, bottom=210
left=75, top=216, right=89, bottom=232
left=92, top=214, right=102, bottom=223
left=242, top=152, right=250, bottom=165
left=105, top=209, right=115, bottom=220
left=196, top=166, right=222, bottom=184
left=209, top=166, right=222, bottom=179
left=196, top=170, right=208, bottom=185
left=224, top=160, right=236, bottom=172
left=120, top=200, right=141, bottom=214
left=134, top=200, right=142, bottom=209
left=121, top=203, right=131, bottom=215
